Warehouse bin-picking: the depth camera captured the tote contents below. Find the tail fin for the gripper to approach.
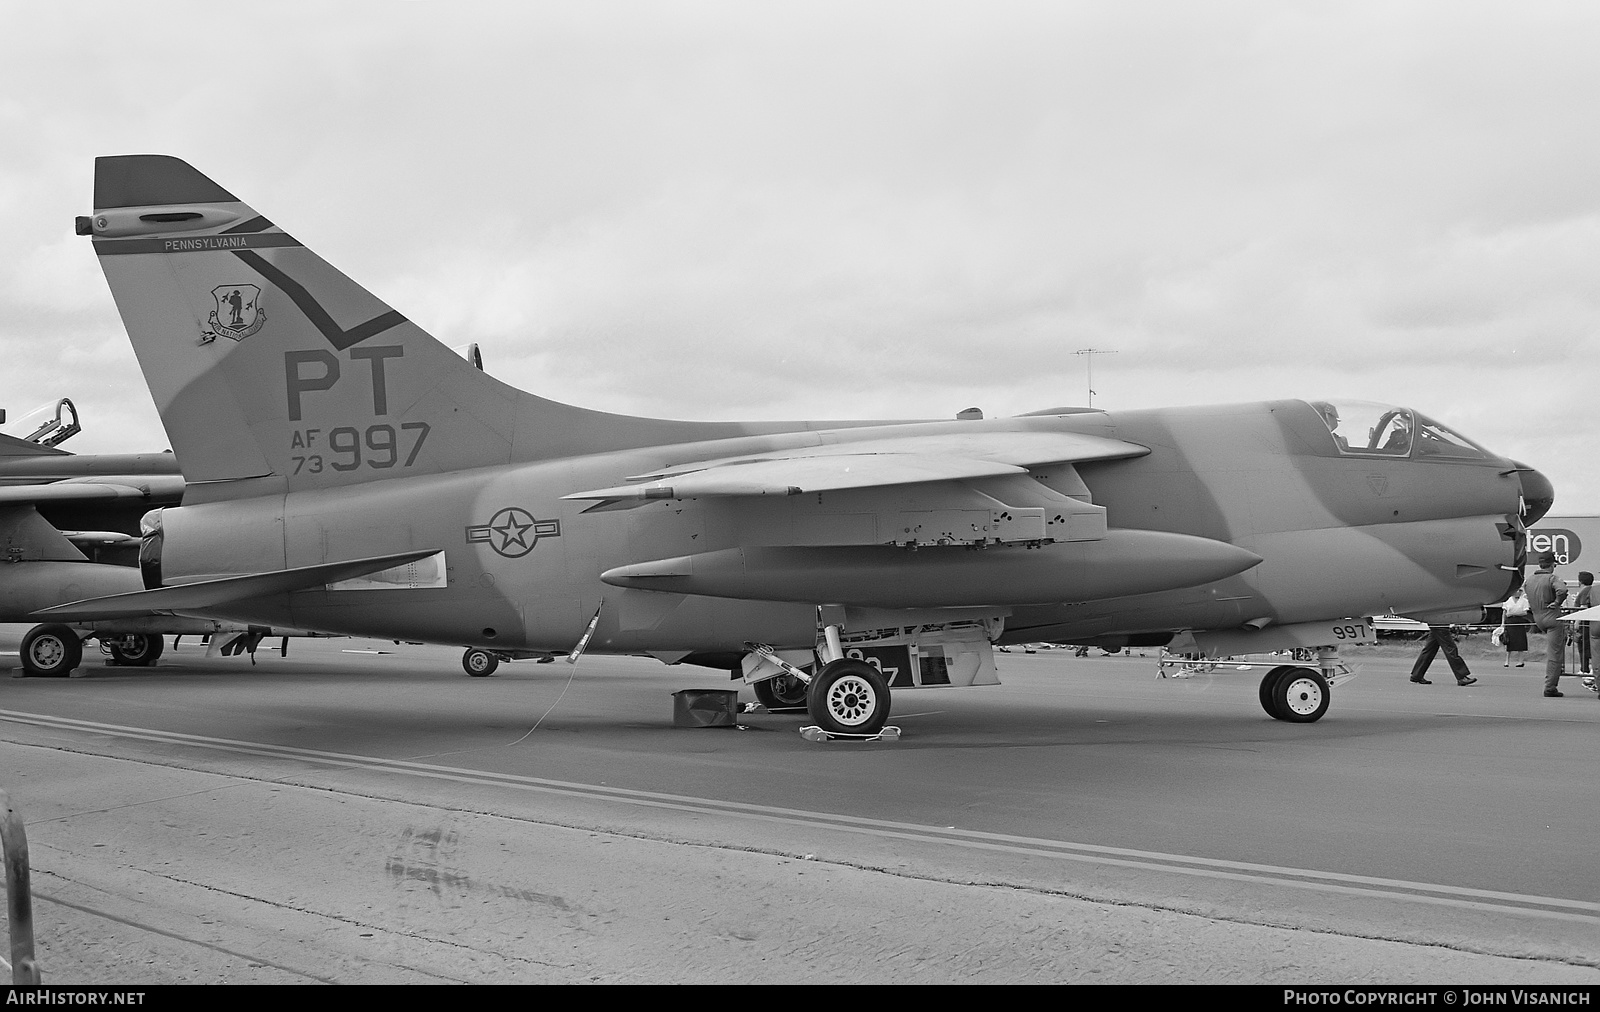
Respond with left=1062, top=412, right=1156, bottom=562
left=86, top=155, right=765, bottom=502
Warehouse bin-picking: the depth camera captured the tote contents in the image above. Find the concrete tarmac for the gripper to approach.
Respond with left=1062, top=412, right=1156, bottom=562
left=1, top=632, right=1596, bottom=984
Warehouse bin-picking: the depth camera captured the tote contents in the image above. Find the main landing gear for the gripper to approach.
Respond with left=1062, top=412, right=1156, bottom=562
left=743, top=615, right=998, bottom=736
left=106, top=633, right=165, bottom=667
left=745, top=622, right=895, bottom=737
left=752, top=671, right=808, bottom=709
left=19, top=624, right=83, bottom=677
left=807, top=659, right=892, bottom=736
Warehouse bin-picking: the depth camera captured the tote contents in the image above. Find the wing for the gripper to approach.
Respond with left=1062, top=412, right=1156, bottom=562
left=0, top=475, right=187, bottom=506
left=564, top=430, right=1149, bottom=501
left=0, top=431, right=70, bottom=458
left=563, top=427, right=1257, bottom=609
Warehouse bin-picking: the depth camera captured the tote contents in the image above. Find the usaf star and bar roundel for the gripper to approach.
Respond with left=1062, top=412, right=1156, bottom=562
left=466, top=507, right=561, bottom=558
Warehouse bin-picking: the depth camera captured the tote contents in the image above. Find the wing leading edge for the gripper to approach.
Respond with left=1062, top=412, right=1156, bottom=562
left=564, top=430, right=1148, bottom=501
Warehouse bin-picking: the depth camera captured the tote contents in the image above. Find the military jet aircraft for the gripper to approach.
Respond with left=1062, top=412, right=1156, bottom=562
left=2, top=397, right=83, bottom=448
left=0, top=423, right=189, bottom=671
left=40, top=154, right=1552, bottom=733
left=0, top=415, right=306, bottom=674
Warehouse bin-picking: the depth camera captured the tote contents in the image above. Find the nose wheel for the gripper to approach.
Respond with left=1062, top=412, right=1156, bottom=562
left=1260, top=665, right=1330, bottom=723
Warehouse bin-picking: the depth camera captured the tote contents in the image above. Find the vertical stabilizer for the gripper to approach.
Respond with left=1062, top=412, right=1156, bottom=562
left=87, top=155, right=786, bottom=503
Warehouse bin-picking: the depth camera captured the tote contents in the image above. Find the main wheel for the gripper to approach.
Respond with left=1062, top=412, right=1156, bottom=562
left=462, top=647, right=499, bottom=677
left=806, top=659, right=891, bottom=736
left=1272, top=666, right=1330, bottom=723
left=753, top=672, right=809, bottom=709
left=1258, top=665, right=1297, bottom=719
left=21, top=625, right=83, bottom=677
left=108, top=633, right=164, bottom=667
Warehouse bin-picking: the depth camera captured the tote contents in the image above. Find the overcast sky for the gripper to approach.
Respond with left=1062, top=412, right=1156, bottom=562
left=2, top=1, right=1596, bottom=512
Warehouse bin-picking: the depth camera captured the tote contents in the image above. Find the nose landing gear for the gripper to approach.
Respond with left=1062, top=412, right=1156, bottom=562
left=1259, top=664, right=1331, bottom=723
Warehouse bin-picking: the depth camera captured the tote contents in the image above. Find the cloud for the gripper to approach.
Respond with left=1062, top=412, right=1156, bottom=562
left=2, top=1, right=1597, bottom=508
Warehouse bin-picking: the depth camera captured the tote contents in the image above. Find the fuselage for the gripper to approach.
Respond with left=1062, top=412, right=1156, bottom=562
left=148, top=398, right=1528, bottom=658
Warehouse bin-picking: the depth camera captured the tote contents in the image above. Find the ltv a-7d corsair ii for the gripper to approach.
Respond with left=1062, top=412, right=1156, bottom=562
left=44, top=155, right=1552, bottom=733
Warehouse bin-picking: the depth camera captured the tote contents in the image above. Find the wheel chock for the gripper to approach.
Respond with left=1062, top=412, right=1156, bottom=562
left=799, top=725, right=902, bottom=743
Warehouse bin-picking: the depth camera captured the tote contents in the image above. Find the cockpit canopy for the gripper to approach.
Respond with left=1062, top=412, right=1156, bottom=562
left=1307, top=399, right=1492, bottom=461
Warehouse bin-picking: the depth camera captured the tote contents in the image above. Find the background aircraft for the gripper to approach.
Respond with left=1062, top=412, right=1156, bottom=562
left=0, top=411, right=183, bottom=671
left=0, top=414, right=289, bottom=673
left=42, top=155, right=1552, bottom=733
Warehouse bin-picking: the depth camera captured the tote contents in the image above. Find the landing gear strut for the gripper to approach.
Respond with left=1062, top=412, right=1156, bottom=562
left=804, top=618, right=893, bottom=735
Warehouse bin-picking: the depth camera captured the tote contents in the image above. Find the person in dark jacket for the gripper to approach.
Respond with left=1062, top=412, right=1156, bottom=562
left=1524, top=552, right=1569, bottom=697
left=1574, top=571, right=1593, bottom=682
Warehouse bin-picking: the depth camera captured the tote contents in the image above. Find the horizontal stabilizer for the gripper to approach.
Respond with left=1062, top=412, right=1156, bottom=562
left=0, top=504, right=88, bottom=562
left=33, top=549, right=439, bottom=620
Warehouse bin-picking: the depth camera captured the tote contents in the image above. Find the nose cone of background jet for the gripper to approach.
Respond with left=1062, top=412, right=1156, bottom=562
left=1515, top=462, right=1555, bottom=526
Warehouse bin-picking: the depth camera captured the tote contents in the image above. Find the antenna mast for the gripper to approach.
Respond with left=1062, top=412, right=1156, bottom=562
left=1071, top=348, right=1117, bottom=408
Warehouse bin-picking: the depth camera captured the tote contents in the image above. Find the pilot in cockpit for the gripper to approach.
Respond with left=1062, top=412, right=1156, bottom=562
left=1379, top=413, right=1412, bottom=454
left=1313, top=401, right=1349, bottom=450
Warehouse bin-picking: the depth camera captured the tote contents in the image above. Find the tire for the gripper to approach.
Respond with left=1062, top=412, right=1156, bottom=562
left=1258, top=665, right=1296, bottom=719
left=1273, top=666, right=1330, bottom=723
left=108, top=633, right=164, bottom=667
left=753, top=672, right=809, bottom=709
left=21, top=624, right=83, bottom=677
left=462, top=648, right=499, bottom=677
left=806, top=659, right=891, bottom=736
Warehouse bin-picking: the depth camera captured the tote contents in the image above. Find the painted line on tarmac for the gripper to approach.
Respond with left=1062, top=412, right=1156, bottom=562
left=5, top=708, right=1597, bottom=925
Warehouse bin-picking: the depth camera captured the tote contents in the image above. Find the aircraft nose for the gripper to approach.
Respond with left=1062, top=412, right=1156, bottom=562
left=1515, top=462, right=1555, bottom=526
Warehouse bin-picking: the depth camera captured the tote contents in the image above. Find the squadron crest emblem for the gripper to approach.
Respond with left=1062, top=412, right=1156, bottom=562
left=206, top=284, right=267, bottom=342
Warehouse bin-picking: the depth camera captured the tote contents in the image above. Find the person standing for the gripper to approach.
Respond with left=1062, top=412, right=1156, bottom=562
left=1574, top=572, right=1593, bottom=681
left=1409, top=626, right=1477, bottom=686
left=1501, top=587, right=1531, bottom=667
left=1525, top=551, right=1569, bottom=697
